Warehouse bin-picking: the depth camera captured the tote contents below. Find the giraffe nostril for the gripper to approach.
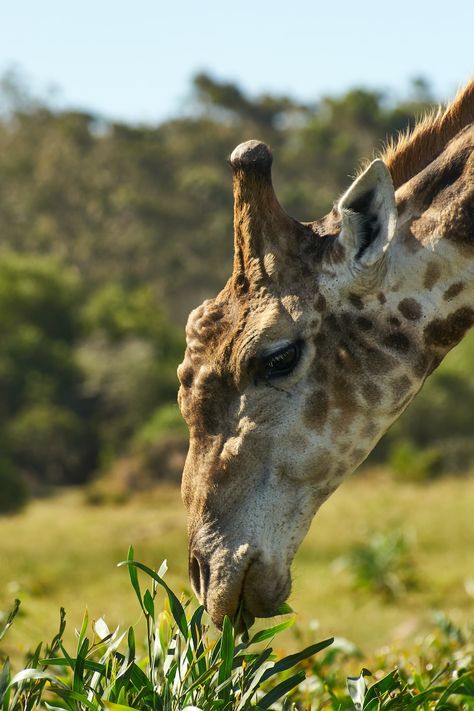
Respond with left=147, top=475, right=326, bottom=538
left=189, top=553, right=211, bottom=604
left=190, top=555, right=201, bottom=596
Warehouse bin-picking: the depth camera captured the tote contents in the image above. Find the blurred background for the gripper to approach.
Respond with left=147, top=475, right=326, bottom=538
left=0, top=0, right=473, bottom=664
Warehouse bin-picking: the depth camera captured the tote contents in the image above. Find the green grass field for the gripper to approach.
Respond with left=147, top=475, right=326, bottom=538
left=1, top=471, right=473, bottom=667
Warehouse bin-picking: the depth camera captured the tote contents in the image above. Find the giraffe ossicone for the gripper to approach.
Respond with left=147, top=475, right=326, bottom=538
left=178, top=79, right=474, bottom=628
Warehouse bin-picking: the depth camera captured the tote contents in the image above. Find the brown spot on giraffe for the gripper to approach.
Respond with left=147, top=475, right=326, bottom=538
left=424, top=307, right=474, bottom=349
left=348, top=293, right=364, bottom=310
left=443, top=282, right=465, bottom=301
left=304, top=389, right=329, bottom=428
left=398, top=298, right=422, bottom=320
left=315, top=294, right=326, bottom=312
left=423, top=262, right=442, bottom=290
left=383, top=331, right=411, bottom=352
left=361, top=421, right=377, bottom=439
left=361, top=382, right=381, bottom=406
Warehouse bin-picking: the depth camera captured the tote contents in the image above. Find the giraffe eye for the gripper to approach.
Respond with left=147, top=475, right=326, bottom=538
left=259, top=341, right=303, bottom=380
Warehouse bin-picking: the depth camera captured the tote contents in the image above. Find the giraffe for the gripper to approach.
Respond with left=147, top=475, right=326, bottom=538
left=177, top=79, right=474, bottom=628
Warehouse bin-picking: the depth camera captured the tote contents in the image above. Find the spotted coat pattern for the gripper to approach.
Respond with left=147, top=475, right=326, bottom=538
left=178, top=82, right=474, bottom=627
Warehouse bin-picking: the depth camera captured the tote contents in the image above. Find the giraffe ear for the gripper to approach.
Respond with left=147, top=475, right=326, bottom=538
left=337, top=159, right=397, bottom=267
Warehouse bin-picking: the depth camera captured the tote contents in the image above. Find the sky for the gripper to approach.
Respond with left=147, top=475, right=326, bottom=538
left=0, top=0, right=472, bottom=124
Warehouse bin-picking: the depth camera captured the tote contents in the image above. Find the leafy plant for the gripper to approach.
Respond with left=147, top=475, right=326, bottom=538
left=0, top=548, right=333, bottom=710
left=336, top=529, right=417, bottom=600
left=1, top=550, right=473, bottom=710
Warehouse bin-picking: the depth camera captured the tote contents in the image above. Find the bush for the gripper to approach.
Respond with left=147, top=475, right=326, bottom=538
left=135, top=403, right=188, bottom=444
left=388, top=440, right=443, bottom=482
left=134, top=404, right=188, bottom=484
left=0, top=457, right=28, bottom=514
left=6, top=404, right=95, bottom=485
left=0, top=254, right=99, bottom=486
left=336, top=528, right=417, bottom=600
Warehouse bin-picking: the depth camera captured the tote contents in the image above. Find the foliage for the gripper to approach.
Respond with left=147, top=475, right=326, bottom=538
left=387, top=441, right=442, bottom=482
left=1, top=553, right=473, bottom=710
left=335, top=529, right=417, bottom=600
left=0, top=254, right=97, bottom=489
left=0, top=457, right=28, bottom=514
left=0, top=550, right=333, bottom=710
left=135, top=404, right=188, bottom=445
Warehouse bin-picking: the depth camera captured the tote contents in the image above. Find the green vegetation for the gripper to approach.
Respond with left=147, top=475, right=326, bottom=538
left=1, top=476, right=473, bottom=665
left=1, top=547, right=473, bottom=710
left=335, top=529, right=417, bottom=600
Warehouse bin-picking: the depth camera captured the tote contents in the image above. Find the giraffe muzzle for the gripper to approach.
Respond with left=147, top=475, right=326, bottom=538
left=189, top=540, right=291, bottom=629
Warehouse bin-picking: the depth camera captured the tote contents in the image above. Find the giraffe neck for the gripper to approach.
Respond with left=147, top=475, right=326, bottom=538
left=386, top=124, right=474, bottom=364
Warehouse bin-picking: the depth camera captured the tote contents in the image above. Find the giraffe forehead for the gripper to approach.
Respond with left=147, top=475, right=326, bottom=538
left=184, top=290, right=307, bottom=365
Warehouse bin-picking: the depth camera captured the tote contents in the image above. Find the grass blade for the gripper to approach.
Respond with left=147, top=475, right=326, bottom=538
left=0, top=600, right=20, bottom=643
left=119, top=559, right=187, bottom=638
left=248, top=617, right=295, bottom=645
left=257, top=670, right=306, bottom=709
left=217, top=616, right=234, bottom=700
left=261, top=638, right=334, bottom=683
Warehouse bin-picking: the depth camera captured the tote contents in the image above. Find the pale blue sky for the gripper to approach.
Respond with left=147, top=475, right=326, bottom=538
left=0, top=0, right=472, bottom=123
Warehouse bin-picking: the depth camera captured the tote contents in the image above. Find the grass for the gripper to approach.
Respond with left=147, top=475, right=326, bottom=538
left=0, top=471, right=473, bottom=669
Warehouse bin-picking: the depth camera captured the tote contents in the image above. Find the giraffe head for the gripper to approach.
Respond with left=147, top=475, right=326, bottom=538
left=178, top=85, right=474, bottom=627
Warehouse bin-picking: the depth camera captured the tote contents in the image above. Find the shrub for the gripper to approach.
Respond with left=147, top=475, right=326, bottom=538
left=6, top=404, right=95, bottom=486
left=0, top=457, right=28, bottom=514
left=134, top=404, right=188, bottom=484
left=336, top=528, right=417, bottom=600
left=388, top=440, right=443, bottom=482
left=135, top=403, right=188, bottom=444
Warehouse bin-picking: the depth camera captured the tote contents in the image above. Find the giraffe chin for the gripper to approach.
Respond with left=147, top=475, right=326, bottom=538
left=206, top=556, right=292, bottom=631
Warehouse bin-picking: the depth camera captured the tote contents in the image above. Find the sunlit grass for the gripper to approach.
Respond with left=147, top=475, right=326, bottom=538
left=0, top=472, right=473, bottom=665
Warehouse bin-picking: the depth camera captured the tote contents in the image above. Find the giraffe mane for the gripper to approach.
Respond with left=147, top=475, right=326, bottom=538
left=380, top=78, right=474, bottom=190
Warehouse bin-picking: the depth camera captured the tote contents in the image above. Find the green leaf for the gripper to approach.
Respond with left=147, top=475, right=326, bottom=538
left=65, top=690, right=100, bottom=711
left=73, top=637, right=89, bottom=693
left=119, top=559, right=188, bottom=638
left=258, top=670, right=306, bottom=709
left=143, top=589, right=155, bottom=619
left=48, top=607, right=66, bottom=655
left=127, top=626, right=136, bottom=662
left=104, top=702, right=139, bottom=711
left=363, top=668, right=400, bottom=706
left=121, top=546, right=143, bottom=613
left=217, top=616, right=234, bottom=698
left=261, top=638, right=334, bottom=683
left=0, top=600, right=20, bottom=642
left=39, top=657, right=105, bottom=674
left=274, top=602, right=293, bottom=615
left=0, top=658, right=11, bottom=707
left=77, top=608, right=89, bottom=652
left=248, top=617, right=295, bottom=645
left=8, top=669, right=66, bottom=689
left=30, top=642, right=43, bottom=669
left=436, top=671, right=474, bottom=705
